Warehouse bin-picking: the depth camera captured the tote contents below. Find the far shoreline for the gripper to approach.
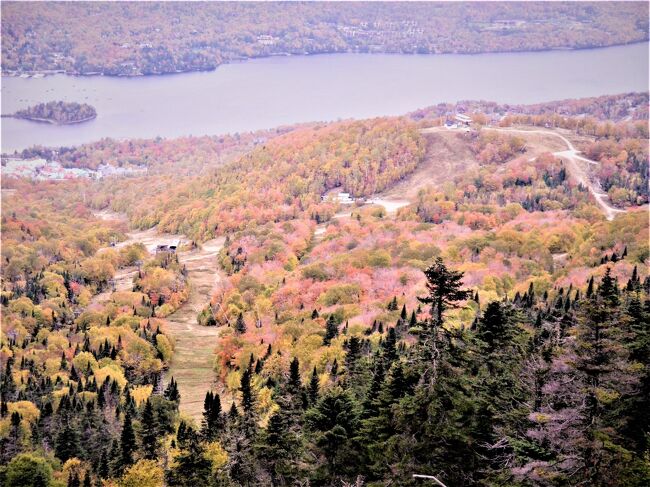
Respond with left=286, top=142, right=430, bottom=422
left=1, top=39, right=647, bottom=80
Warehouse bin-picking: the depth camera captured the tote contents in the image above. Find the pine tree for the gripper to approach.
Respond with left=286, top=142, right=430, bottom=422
left=108, top=440, right=121, bottom=478
left=98, top=449, right=109, bottom=479
left=476, top=301, right=511, bottom=353
left=3, top=411, right=22, bottom=462
left=621, top=293, right=650, bottom=454
left=517, top=277, right=641, bottom=485
left=140, top=399, right=159, bottom=460
left=201, top=391, right=223, bottom=441
left=382, top=327, right=398, bottom=365
left=359, top=362, right=408, bottom=475
left=54, top=420, right=82, bottom=462
left=323, top=315, right=339, bottom=346
left=235, top=312, right=247, bottom=334
left=419, top=257, right=471, bottom=325
left=330, top=358, right=339, bottom=378
left=344, top=336, right=362, bottom=379
left=288, top=357, right=301, bottom=392
left=305, top=387, right=360, bottom=476
left=120, top=411, right=136, bottom=468
left=362, top=360, right=385, bottom=418
left=209, top=392, right=223, bottom=434
left=1, top=358, right=17, bottom=401
left=167, top=425, right=211, bottom=486
left=257, top=411, right=294, bottom=484
left=164, top=377, right=180, bottom=403
left=599, top=267, right=619, bottom=306
left=409, top=310, right=417, bottom=329
left=201, top=391, right=214, bottom=439
left=240, top=367, right=254, bottom=415
left=586, top=275, right=594, bottom=298
left=308, top=367, right=319, bottom=405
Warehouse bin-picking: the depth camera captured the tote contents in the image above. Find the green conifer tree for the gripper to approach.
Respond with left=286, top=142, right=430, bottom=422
left=323, top=315, right=339, bottom=346
left=140, top=399, right=159, bottom=460
left=119, top=411, right=136, bottom=468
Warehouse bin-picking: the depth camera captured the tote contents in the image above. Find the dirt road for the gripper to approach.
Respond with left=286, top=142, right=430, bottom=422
left=94, top=211, right=224, bottom=421
left=165, top=238, right=224, bottom=421
left=89, top=266, right=138, bottom=306
left=420, top=126, right=624, bottom=221
left=482, top=127, right=624, bottom=220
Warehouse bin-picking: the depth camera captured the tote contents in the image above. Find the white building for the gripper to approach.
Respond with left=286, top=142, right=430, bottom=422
left=321, top=191, right=355, bottom=204
left=455, top=113, right=472, bottom=126
left=336, top=192, right=354, bottom=204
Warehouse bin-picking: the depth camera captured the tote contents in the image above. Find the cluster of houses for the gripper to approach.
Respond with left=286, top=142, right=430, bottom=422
left=1, top=157, right=147, bottom=181
left=257, top=35, right=279, bottom=46
left=1, top=158, right=95, bottom=180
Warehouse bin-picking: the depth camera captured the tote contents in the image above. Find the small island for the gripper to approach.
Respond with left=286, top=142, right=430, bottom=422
left=5, top=101, right=97, bottom=124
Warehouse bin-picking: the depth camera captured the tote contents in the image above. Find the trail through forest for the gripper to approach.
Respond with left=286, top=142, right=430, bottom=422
left=165, top=237, right=224, bottom=421
left=94, top=210, right=224, bottom=421
left=419, top=126, right=626, bottom=220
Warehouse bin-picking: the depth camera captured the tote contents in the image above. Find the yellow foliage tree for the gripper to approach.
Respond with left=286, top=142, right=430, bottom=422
left=118, top=459, right=164, bottom=487
left=72, top=351, right=99, bottom=374
left=131, top=385, right=153, bottom=406
left=204, top=441, right=228, bottom=473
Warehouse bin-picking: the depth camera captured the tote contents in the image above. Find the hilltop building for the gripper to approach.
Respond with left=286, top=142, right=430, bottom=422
left=455, top=113, right=472, bottom=126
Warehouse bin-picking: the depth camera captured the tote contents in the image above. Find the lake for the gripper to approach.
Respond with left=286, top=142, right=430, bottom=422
left=1, top=42, right=648, bottom=153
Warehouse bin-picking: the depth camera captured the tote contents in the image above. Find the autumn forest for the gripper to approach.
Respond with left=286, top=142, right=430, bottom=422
left=1, top=2, right=649, bottom=487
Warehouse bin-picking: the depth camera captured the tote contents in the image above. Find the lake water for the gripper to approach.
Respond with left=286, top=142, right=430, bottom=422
left=1, top=42, right=648, bottom=153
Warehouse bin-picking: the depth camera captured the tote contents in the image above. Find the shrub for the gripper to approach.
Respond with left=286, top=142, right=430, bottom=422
left=4, top=453, right=53, bottom=487
left=318, top=284, right=361, bottom=306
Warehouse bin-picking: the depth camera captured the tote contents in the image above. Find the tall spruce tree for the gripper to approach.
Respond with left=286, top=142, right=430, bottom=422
left=54, top=420, right=81, bottom=462
left=140, top=399, right=159, bottom=460
left=235, top=313, right=247, bottom=334
left=305, top=387, right=360, bottom=478
left=323, top=315, right=339, bottom=346
left=119, top=412, right=136, bottom=468
left=418, top=257, right=472, bottom=325
left=308, top=367, right=320, bottom=405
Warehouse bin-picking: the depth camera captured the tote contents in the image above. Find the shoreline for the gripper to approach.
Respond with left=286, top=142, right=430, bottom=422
left=1, top=113, right=97, bottom=125
left=2, top=39, right=647, bottom=79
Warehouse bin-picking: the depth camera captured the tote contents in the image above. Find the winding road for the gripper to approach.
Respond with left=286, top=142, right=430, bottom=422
left=421, top=126, right=625, bottom=221
left=482, top=127, right=624, bottom=220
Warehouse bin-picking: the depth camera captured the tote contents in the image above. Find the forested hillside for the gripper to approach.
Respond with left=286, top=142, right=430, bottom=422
left=1, top=94, right=648, bottom=486
left=96, top=118, right=425, bottom=240
left=2, top=2, right=648, bottom=75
